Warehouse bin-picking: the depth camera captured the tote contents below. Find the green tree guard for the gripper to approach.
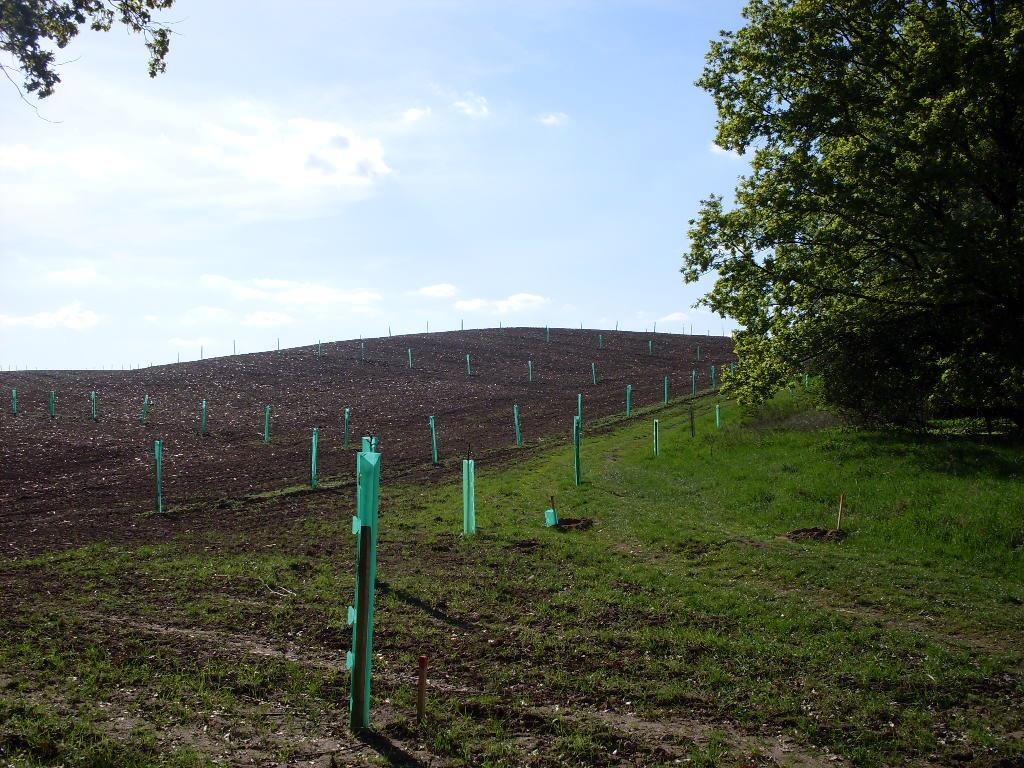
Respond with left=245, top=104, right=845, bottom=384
left=90, top=391, right=97, bottom=422
left=463, top=459, right=476, bottom=535
left=10, top=389, right=17, bottom=415
left=592, top=362, right=597, bottom=385
left=429, top=415, right=439, bottom=465
left=201, top=345, right=204, bottom=360
left=626, top=384, right=633, bottom=417
left=348, top=448, right=381, bottom=732
left=716, top=403, right=722, bottom=429
left=233, top=339, right=236, bottom=355
left=573, top=415, right=582, bottom=486
left=263, top=405, right=271, bottom=443
left=691, top=370, right=697, bottom=396
left=466, top=354, right=472, bottom=375
left=140, top=394, right=149, bottom=424
left=277, top=337, right=280, bottom=353
left=577, top=393, right=583, bottom=433
left=648, top=339, right=653, bottom=355
left=408, top=348, right=413, bottom=368
left=343, top=408, right=352, bottom=448
left=461, top=319, right=464, bottom=330
left=361, top=435, right=372, bottom=452
left=712, top=365, right=717, bottom=388
left=545, top=500, right=559, bottom=527
left=689, top=406, right=696, bottom=437
left=664, top=376, right=670, bottom=404
left=513, top=404, right=522, bottom=447
left=154, top=439, right=164, bottom=514
left=48, top=390, right=55, bottom=418
left=200, top=399, right=207, bottom=435
left=310, top=427, right=319, bottom=488
left=598, top=333, right=603, bottom=349
left=654, top=419, right=660, bottom=456
left=528, top=360, right=533, bottom=382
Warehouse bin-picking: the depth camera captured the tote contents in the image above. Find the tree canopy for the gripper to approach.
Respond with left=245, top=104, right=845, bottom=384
left=1, top=0, right=174, bottom=99
left=685, top=0, right=1024, bottom=426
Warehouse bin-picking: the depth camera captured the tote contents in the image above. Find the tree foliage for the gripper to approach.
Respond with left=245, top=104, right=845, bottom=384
left=1, top=0, right=175, bottom=99
left=685, top=0, right=1024, bottom=426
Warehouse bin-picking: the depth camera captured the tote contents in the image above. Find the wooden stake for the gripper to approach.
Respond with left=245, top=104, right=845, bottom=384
left=417, top=655, right=428, bottom=723
left=836, top=493, right=845, bottom=531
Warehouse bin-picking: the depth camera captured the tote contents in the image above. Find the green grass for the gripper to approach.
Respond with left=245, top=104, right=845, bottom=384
left=1, top=393, right=1021, bottom=766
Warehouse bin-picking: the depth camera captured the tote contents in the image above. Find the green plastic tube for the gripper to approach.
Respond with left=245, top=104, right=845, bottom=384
left=48, top=390, right=55, bottom=418
left=463, top=459, right=476, bottom=535
left=140, top=394, right=149, bottom=424
left=545, top=326, right=550, bottom=343
left=90, top=391, right=97, bottom=422
left=10, top=388, right=17, bottom=416
left=653, top=419, right=660, bottom=456
left=648, top=339, right=653, bottom=355
left=716, top=403, right=721, bottom=429
left=317, top=341, right=322, bottom=358
left=466, top=354, right=472, bottom=376
left=513, top=404, right=522, bottom=447
left=573, top=415, right=582, bottom=486
left=804, top=373, right=810, bottom=389
left=154, top=439, right=164, bottom=514
left=664, top=376, right=670, bottom=404
left=528, top=360, right=533, bottom=382
left=200, top=399, right=207, bottom=435
left=348, top=448, right=381, bottom=731
left=408, top=348, right=413, bottom=368
left=626, top=384, right=633, bottom=417
left=310, top=427, right=319, bottom=488
left=598, top=333, right=603, bottom=349
left=264, top=405, right=271, bottom=443
left=429, top=415, right=439, bottom=465
left=360, top=341, right=365, bottom=361
left=592, top=362, right=597, bottom=385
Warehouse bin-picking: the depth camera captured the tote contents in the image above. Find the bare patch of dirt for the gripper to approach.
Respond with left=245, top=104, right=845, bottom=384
left=783, top=527, right=848, bottom=542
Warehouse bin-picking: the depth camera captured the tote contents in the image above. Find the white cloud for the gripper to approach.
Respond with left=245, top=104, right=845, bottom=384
left=0, top=303, right=99, bottom=330
left=402, top=107, right=431, bottom=123
left=658, top=311, right=690, bottom=323
left=45, top=263, right=103, bottom=284
left=454, top=293, right=549, bottom=315
left=453, top=93, right=490, bottom=119
left=143, top=314, right=160, bottom=324
left=709, top=142, right=745, bottom=160
left=0, top=90, right=393, bottom=229
left=180, top=306, right=234, bottom=326
left=241, top=311, right=294, bottom=327
left=413, top=283, right=458, bottom=298
left=537, top=112, right=569, bottom=127
left=200, top=274, right=381, bottom=310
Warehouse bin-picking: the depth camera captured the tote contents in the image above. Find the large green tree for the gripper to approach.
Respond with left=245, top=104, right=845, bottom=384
left=1, top=0, right=174, bottom=99
left=685, top=0, right=1024, bottom=426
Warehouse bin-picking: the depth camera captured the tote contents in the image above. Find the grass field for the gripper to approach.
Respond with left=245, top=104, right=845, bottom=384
left=2, top=393, right=1022, bottom=767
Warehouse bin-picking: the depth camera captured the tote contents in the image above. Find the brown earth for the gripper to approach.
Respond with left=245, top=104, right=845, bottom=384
left=0, top=327, right=734, bottom=554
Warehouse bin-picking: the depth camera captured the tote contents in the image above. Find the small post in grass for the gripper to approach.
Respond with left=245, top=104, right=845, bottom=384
left=263, top=405, right=271, bottom=443
left=463, top=458, right=476, bottom=535
left=343, top=407, right=352, bottom=449
left=573, top=415, right=582, bottom=486
left=10, top=388, right=17, bottom=416
left=408, top=348, right=413, bottom=369
left=417, top=655, right=428, bottom=724
left=591, top=362, right=597, bottom=385
left=429, top=415, right=439, bottom=465
left=153, top=439, right=164, bottom=514
left=715, top=403, right=721, bottom=429
left=513, top=404, right=522, bottom=447
left=836, top=493, right=846, bottom=532
left=140, top=394, right=149, bottom=424
left=465, top=354, right=472, bottom=376
left=48, top=390, right=55, bottom=418
left=310, top=427, right=319, bottom=488
left=528, top=360, right=533, bottom=383
left=348, top=446, right=381, bottom=732
left=90, top=391, right=98, bottom=422
left=664, top=376, right=670, bottom=404
left=626, top=384, right=633, bottom=417
left=200, top=399, right=207, bottom=435
left=689, top=406, right=696, bottom=438
left=653, top=419, right=660, bottom=456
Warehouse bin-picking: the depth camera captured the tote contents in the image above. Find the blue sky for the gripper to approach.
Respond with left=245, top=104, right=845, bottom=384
left=0, top=0, right=749, bottom=369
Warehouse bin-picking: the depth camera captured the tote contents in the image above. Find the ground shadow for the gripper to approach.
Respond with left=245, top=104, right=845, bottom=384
left=856, top=431, right=1023, bottom=480
left=356, top=729, right=428, bottom=767
left=376, top=579, right=475, bottom=631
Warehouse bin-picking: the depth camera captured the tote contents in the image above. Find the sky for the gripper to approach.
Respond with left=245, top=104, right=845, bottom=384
left=0, top=0, right=750, bottom=370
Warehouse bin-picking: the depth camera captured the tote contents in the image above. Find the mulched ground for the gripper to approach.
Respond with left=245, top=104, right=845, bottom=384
left=0, top=327, right=733, bottom=554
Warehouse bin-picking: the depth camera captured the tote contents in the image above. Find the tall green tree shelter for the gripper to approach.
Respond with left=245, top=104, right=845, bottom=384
left=685, top=0, right=1024, bottom=426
